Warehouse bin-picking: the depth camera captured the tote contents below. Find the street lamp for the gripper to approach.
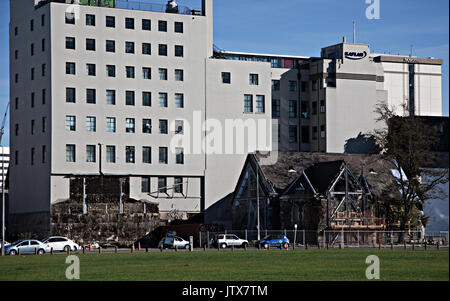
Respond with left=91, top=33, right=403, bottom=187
left=294, top=224, right=298, bottom=247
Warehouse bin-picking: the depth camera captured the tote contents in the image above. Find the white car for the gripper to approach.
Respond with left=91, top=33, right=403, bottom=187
left=41, top=236, right=80, bottom=252
left=215, top=234, right=248, bottom=249
left=158, top=236, right=190, bottom=249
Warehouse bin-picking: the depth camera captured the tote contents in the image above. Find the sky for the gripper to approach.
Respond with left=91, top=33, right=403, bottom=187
left=0, top=0, right=448, bottom=146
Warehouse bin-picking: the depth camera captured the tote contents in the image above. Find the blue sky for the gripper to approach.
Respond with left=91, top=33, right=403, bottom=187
left=1, top=0, right=448, bottom=146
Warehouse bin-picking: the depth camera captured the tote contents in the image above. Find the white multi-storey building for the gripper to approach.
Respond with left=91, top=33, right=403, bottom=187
left=9, top=0, right=443, bottom=234
left=0, top=147, right=9, bottom=191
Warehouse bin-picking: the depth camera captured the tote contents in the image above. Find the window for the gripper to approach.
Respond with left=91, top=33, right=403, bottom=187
left=142, top=147, right=151, bottom=163
left=31, top=68, right=35, bottom=80
left=301, top=101, right=309, bottom=118
left=222, top=72, right=231, bottom=84
left=106, top=16, right=115, bottom=28
left=106, top=117, right=116, bottom=132
left=66, top=37, right=75, bottom=49
left=175, top=69, right=184, bottom=81
left=272, top=80, right=280, bottom=91
left=142, top=43, right=151, bottom=55
left=142, top=19, right=151, bottom=30
left=175, top=93, right=184, bottom=108
left=249, top=74, right=259, bottom=85
left=126, top=66, right=135, bottom=78
left=244, top=95, right=253, bottom=113
left=106, top=145, right=115, bottom=163
left=159, top=119, right=168, bottom=134
left=65, top=12, right=75, bottom=24
left=159, top=93, right=168, bottom=107
left=125, top=41, right=135, bottom=54
left=289, top=125, right=298, bottom=143
left=158, top=177, right=167, bottom=193
left=312, top=80, right=318, bottom=91
left=142, top=92, right=151, bottom=106
left=106, top=90, right=116, bottom=105
left=86, top=38, right=96, bottom=51
left=175, top=45, right=184, bottom=57
left=66, top=145, right=75, bottom=162
left=320, top=100, right=325, bottom=113
left=125, top=17, right=134, bottom=29
left=15, top=97, right=19, bottom=110
left=66, top=88, right=76, bottom=103
left=86, top=145, right=96, bottom=162
left=31, top=147, right=35, bottom=165
left=158, top=44, right=167, bottom=56
left=289, top=100, right=297, bottom=118
left=66, top=62, right=76, bottom=75
left=158, top=20, right=167, bottom=32
left=31, top=92, right=35, bottom=108
left=15, top=74, right=18, bottom=83
left=86, top=14, right=95, bottom=26
left=256, top=95, right=265, bottom=113
left=175, top=22, right=183, bottom=33
left=271, top=58, right=281, bottom=68
left=15, top=124, right=18, bottom=136
left=30, top=19, right=34, bottom=31
left=289, top=81, right=297, bottom=92
left=312, top=126, right=318, bottom=140
left=301, top=81, right=308, bottom=92
left=86, top=89, right=96, bottom=104
left=106, top=65, right=116, bottom=77
left=175, top=120, right=184, bottom=134
left=143, top=119, right=152, bottom=133
left=312, top=101, right=317, bottom=115
left=272, top=99, right=280, bottom=118
left=126, top=118, right=135, bottom=133
left=126, top=91, right=135, bottom=106
left=41, top=39, right=45, bottom=51
left=42, top=116, right=46, bottom=132
left=159, top=68, right=168, bottom=80
left=176, top=147, right=184, bottom=164
left=159, top=147, right=168, bottom=164
left=141, top=177, right=150, bottom=193
left=42, top=89, right=46, bottom=105
left=174, top=177, right=183, bottom=193
left=320, top=125, right=326, bottom=139
left=42, top=145, right=46, bottom=164
left=66, top=116, right=76, bottom=131
left=106, top=40, right=115, bottom=52
left=41, top=14, right=45, bottom=26
left=86, top=64, right=96, bottom=76
left=142, top=67, right=151, bottom=79
left=14, top=27, right=18, bottom=36
left=86, top=116, right=96, bottom=132
left=15, top=50, right=18, bottom=60
left=31, top=120, right=35, bottom=135
left=126, top=146, right=135, bottom=163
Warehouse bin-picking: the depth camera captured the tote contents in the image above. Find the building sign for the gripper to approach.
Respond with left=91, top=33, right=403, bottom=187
left=345, top=51, right=367, bottom=60
left=404, top=57, right=419, bottom=63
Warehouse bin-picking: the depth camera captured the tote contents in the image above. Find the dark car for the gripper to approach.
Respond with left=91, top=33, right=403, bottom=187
left=255, top=235, right=290, bottom=249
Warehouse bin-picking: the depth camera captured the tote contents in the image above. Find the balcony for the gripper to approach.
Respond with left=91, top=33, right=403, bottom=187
left=36, top=0, right=200, bottom=16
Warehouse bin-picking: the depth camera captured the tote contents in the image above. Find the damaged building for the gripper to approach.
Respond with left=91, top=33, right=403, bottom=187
left=231, top=152, right=400, bottom=244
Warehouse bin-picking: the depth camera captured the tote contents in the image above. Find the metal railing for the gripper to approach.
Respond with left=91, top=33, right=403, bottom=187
left=115, top=0, right=193, bottom=15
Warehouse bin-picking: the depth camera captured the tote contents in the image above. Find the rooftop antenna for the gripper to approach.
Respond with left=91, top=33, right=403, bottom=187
left=353, top=21, right=356, bottom=44
left=410, top=45, right=413, bottom=57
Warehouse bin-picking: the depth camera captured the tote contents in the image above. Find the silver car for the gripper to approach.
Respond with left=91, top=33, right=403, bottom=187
left=5, top=239, right=51, bottom=255
left=41, top=236, right=80, bottom=252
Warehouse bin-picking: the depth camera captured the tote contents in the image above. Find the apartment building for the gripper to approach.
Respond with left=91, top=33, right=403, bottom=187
left=9, top=0, right=271, bottom=233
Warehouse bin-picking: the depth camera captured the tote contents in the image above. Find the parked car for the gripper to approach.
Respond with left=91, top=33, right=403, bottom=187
left=41, top=236, right=80, bottom=252
left=255, top=235, right=290, bottom=249
left=158, top=236, right=190, bottom=249
left=4, top=239, right=51, bottom=255
left=215, top=234, right=249, bottom=249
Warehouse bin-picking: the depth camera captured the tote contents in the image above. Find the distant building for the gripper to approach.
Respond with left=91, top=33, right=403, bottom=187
left=0, top=146, right=9, bottom=191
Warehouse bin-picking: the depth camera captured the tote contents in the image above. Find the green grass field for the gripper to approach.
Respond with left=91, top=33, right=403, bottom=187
left=0, top=250, right=448, bottom=281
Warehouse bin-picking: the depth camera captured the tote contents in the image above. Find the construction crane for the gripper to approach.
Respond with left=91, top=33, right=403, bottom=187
left=1, top=101, right=9, bottom=256
left=0, top=101, right=9, bottom=145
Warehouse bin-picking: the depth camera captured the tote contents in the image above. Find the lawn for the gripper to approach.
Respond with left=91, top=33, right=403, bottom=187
left=0, top=249, right=448, bottom=281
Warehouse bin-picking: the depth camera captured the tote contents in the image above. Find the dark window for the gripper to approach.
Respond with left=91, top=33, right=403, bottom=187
left=86, top=89, right=96, bottom=104
left=86, top=38, right=96, bottom=51
left=142, top=92, right=151, bottom=106
left=142, top=43, right=151, bottom=55
left=175, top=45, right=184, bottom=57
left=222, top=72, right=231, bottom=84
left=106, top=90, right=116, bottom=105
left=106, top=16, right=115, bottom=27
left=244, top=95, right=253, bottom=113
left=106, top=65, right=116, bottom=77
left=42, top=89, right=46, bottom=105
left=249, top=74, right=259, bottom=85
left=272, top=80, right=280, bottom=91
left=175, top=69, right=184, bottom=81
left=126, top=146, right=135, bottom=163
left=42, top=145, right=46, bottom=163
left=301, top=81, right=308, bottom=92
left=125, top=17, right=134, bottom=29
left=159, top=119, right=168, bottom=134
left=14, top=27, right=18, bottom=36
left=174, top=177, right=183, bottom=193
left=15, top=97, right=19, bottom=110
left=158, top=20, right=167, bottom=32
left=125, top=41, right=135, bottom=54
left=159, top=148, right=168, bottom=164
left=142, top=147, right=151, bottom=163
left=142, top=119, right=152, bottom=133
left=65, top=12, right=75, bottom=24
left=126, top=66, right=135, bottom=78
left=31, top=92, right=35, bottom=108
left=141, top=177, right=150, bottom=193
left=312, top=126, right=318, bottom=140
left=301, top=101, right=309, bottom=118
left=66, top=37, right=75, bottom=49
left=106, top=40, right=115, bottom=52
left=158, top=93, right=168, bottom=107
left=86, top=64, right=96, bottom=76
left=41, top=14, right=45, bottom=26
left=175, top=22, right=183, bottom=33
left=41, top=39, right=45, bottom=51
left=176, top=148, right=184, bottom=164
left=175, top=94, right=184, bottom=108
left=158, top=176, right=167, bottom=192
left=289, top=125, right=298, bottom=143
left=320, top=100, right=325, bottom=113
left=272, top=99, right=280, bottom=118
left=126, top=91, right=135, bottom=106
left=142, top=19, right=151, bottom=30
left=66, top=145, right=76, bottom=162
left=31, top=68, right=35, bottom=80
left=289, top=81, right=297, bottom=91
left=256, top=95, right=265, bottom=113
left=66, top=88, right=76, bottom=103
left=86, top=14, right=95, bottom=26
left=143, top=67, right=151, bottom=79
left=159, top=44, right=167, bottom=56
left=289, top=100, right=297, bottom=118
left=106, top=146, right=116, bottom=163
left=320, top=125, right=326, bottom=139
left=312, top=101, right=317, bottom=115
left=31, top=43, right=34, bottom=56
left=86, top=145, right=96, bottom=163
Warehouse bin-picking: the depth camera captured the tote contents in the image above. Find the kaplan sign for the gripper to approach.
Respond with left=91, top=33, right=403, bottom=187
left=344, top=51, right=367, bottom=60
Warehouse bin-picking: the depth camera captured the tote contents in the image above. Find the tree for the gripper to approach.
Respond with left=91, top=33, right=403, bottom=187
left=371, top=103, right=449, bottom=232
